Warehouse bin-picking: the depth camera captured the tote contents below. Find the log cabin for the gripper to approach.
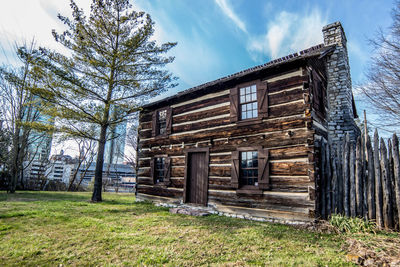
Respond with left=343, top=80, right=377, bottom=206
left=136, top=22, right=360, bottom=223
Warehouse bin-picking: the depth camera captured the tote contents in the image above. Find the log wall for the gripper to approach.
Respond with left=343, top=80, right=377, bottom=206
left=137, top=66, right=318, bottom=222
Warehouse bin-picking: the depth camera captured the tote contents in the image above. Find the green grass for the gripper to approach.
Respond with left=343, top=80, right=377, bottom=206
left=0, top=191, right=358, bottom=266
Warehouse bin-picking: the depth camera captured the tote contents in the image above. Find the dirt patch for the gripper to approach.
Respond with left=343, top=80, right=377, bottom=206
left=344, top=236, right=400, bottom=266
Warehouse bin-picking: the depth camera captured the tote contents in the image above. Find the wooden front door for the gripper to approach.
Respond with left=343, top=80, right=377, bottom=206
left=184, top=149, right=209, bottom=205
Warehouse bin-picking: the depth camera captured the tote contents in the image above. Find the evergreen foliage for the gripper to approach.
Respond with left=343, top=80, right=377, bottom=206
left=29, top=0, right=177, bottom=201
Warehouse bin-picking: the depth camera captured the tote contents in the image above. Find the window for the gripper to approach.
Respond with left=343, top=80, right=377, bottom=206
left=155, top=157, right=165, bottom=183
left=240, top=85, right=258, bottom=120
left=157, top=109, right=167, bottom=135
left=240, top=151, right=258, bottom=186
left=150, top=156, right=171, bottom=185
left=231, top=148, right=270, bottom=191
left=152, top=107, right=172, bottom=137
left=229, top=81, right=268, bottom=123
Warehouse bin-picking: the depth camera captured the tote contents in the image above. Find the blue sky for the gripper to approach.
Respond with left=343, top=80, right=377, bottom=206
left=0, top=0, right=396, bottom=137
left=132, top=0, right=393, bottom=96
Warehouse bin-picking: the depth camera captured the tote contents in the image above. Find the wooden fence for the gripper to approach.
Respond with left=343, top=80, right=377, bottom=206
left=317, top=130, right=400, bottom=230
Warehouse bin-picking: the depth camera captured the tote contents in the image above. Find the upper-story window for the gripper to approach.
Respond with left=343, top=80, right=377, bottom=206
left=229, top=81, right=268, bottom=123
left=240, top=85, right=258, bottom=120
left=157, top=109, right=167, bottom=135
left=152, top=107, right=172, bottom=137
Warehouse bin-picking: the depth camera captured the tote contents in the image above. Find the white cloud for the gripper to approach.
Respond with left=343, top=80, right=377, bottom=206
left=134, top=1, right=222, bottom=100
left=247, top=8, right=327, bottom=60
left=215, top=0, right=247, bottom=33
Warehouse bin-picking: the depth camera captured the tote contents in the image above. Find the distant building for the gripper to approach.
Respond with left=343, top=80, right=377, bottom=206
left=77, top=162, right=135, bottom=187
left=46, top=151, right=77, bottom=184
left=23, top=102, right=54, bottom=182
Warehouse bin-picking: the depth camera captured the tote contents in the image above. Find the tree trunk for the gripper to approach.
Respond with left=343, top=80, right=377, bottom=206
left=8, top=132, right=21, bottom=193
left=91, top=124, right=108, bottom=202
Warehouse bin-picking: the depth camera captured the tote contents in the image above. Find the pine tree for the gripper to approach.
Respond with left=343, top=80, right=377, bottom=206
left=29, top=0, right=177, bottom=201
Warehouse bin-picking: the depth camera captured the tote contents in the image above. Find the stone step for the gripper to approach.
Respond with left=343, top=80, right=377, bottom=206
left=169, top=207, right=210, bottom=217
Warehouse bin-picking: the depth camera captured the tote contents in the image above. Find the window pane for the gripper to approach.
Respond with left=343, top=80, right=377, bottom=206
left=241, top=160, right=246, bottom=168
left=240, top=95, right=245, bottom=103
left=250, top=92, right=255, bottom=101
left=251, top=92, right=256, bottom=102
left=253, top=109, right=258, bottom=118
left=247, top=111, right=252, bottom=118
left=241, top=111, right=246, bottom=119
left=253, top=160, right=258, bottom=167
left=253, top=152, right=258, bottom=159
left=248, top=160, right=253, bottom=167
left=251, top=85, right=257, bottom=93
left=246, top=86, right=251, bottom=94
left=240, top=88, right=245, bottom=95
left=246, top=152, right=252, bottom=159
left=245, top=94, right=250, bottom=102
left=242, top=104, right=247, bottom=112
left=252, top=102, right=257, bottom=110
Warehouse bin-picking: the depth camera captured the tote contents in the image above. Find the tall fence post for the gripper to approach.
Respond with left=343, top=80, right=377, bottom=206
left=337, top=141, right=343, bottom=214
left=392, top=133, right=400, bottom=229
left=374, top=130, right=384, bottom=228
left=331, top=140, right=338, bottom=214
left=362, top=135, right=368, bottom=220
left=343, top=134, right=350, bottom=217
left=388, top=139, right=397, bottom=228
left=356, top=136, right=363, bottom=216
left=326, top=142, right=332, bottom=217
left=320, top=140, right=326, bottom=219
left=380, top=138, right=394, bottom=229
left=350, top=140, right=356, bottom=217
left=366, top=135, right=376, bottom=220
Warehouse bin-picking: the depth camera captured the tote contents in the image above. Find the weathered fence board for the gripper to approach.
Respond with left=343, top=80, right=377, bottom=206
left=366, top=135, right=376, bottom=220
left=392, top=134, right=400, bottom=229
left=374, top=130, right=384, bottom=227
left=356, top=137, right=363, bottom=216
left=380, top=138, right=394, bottom=229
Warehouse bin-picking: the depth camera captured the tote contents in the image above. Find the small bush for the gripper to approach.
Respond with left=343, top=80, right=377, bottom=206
left=329, top=214, right=377, bottom=234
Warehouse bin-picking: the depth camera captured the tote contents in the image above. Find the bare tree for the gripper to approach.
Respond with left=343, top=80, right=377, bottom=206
left=124, top=122, right=137, bottom=170
left=361, top=1, right=400, bottom=129
left=67, top=137, right=97, bottom=191
left=0, top=43, right=53, bottom=193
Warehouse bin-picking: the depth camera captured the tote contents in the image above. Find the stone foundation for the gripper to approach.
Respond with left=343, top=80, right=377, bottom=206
left=136, top=193, right=313, bottom=226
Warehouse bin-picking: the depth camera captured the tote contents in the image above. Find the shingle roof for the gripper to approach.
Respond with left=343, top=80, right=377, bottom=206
left=144, top=43, right=333, bottom=108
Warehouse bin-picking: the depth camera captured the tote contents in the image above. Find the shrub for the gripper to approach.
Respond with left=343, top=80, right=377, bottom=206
left=329, top=214, right=377, bottom=234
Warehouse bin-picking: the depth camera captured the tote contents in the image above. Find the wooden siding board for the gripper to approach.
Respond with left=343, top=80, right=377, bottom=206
left=140, top=118, right=310, bottom=146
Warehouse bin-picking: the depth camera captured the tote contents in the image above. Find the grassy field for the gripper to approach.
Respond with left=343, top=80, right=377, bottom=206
left=0, top=192, right=397, bottom=266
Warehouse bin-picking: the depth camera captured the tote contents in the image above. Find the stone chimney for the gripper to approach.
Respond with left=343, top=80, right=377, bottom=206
left=323, top=22, right=360, bottom=144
